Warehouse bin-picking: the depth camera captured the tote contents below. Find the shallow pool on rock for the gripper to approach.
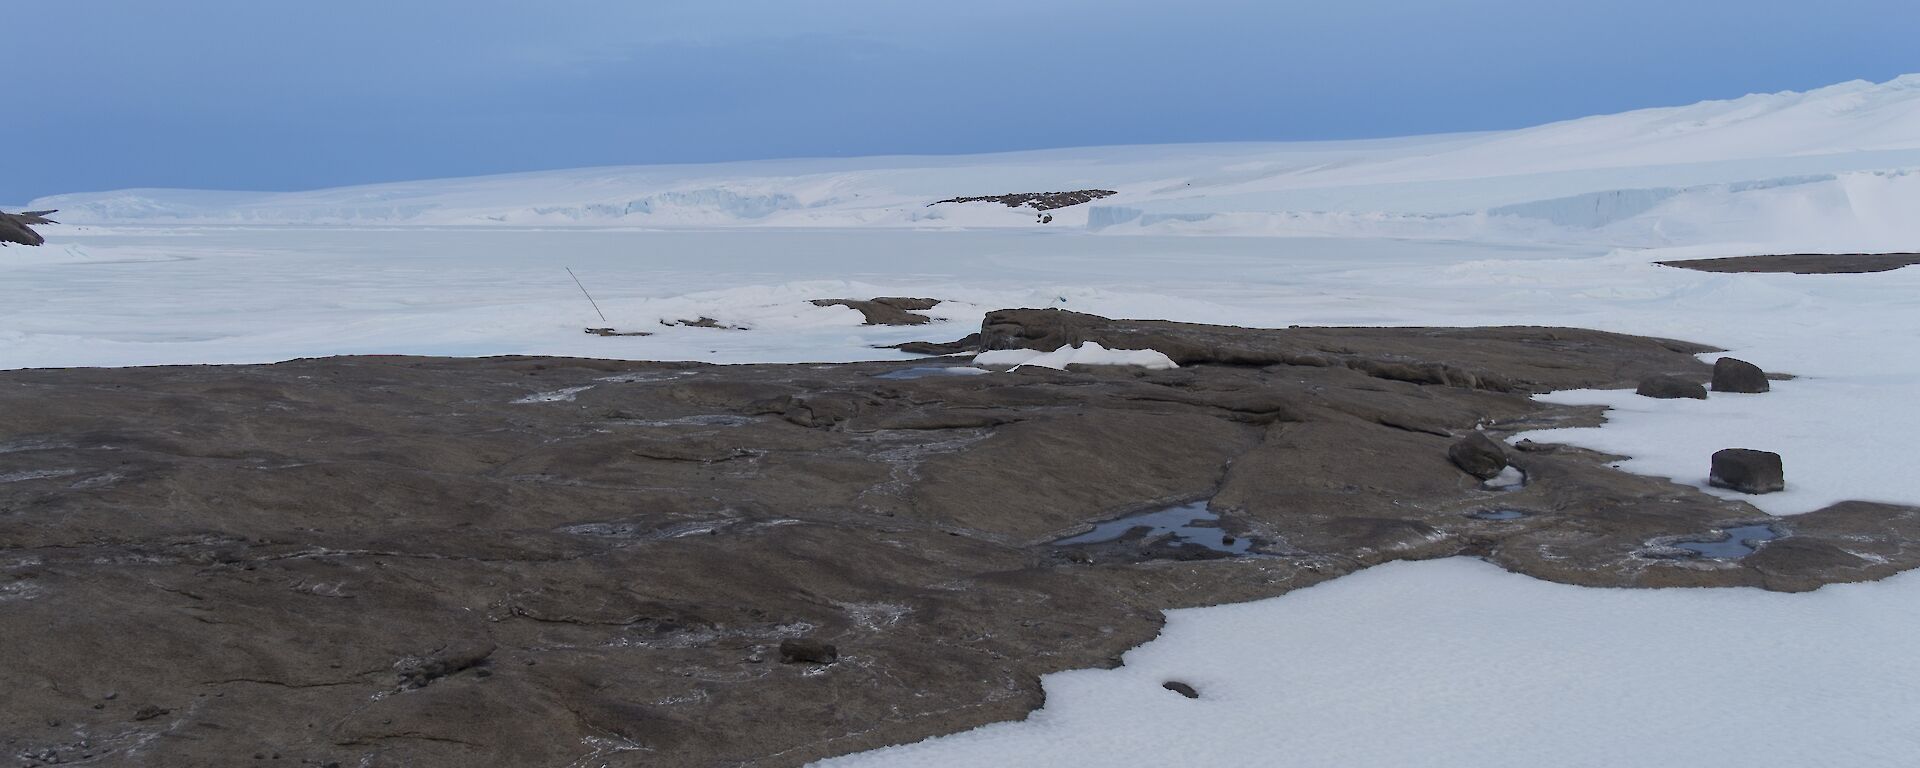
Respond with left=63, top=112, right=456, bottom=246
left=1675, top=524, right=1782, bottom=558
left=1054, top=501, right=1253, bottom=555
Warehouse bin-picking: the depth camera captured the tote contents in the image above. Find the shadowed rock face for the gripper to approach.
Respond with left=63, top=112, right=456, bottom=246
left=3, top=312, right=1916, bottom=767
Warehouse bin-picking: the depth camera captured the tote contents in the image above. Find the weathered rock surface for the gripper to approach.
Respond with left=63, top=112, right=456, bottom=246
left=1711, top=449, right=1786, bottom=494
left=2, top=311, right=1914, bottom=767
left=812, top=298, right=940, bottom=326
left=1659, top=253, right=1920, bottom=274
left=883, top=333, right=982, bottom=356
left=871, top=297, right=942, bottom=312
left=929, top=190, right=1117, bottom=211
left=976, top=308, right=1718, bottom=393
left=1448, top=432, right=1511, bottom=480
left=1711, top=357, right=1772, bottom=393
left=1636, top=375, right=1709, bottom=400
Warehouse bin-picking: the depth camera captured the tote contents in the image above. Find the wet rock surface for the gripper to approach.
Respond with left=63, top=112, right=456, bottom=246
left=3, top=311, right=1917, bottom=766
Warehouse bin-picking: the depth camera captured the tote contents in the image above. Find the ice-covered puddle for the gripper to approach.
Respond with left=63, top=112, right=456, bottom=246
left=1671, top=524, right=1782, bottom=559
left=873, top=366, right=991, bottom=380
left=1053, top=501, right=1251, bottom=555
left=1468, top=509, right=1531, bottom=521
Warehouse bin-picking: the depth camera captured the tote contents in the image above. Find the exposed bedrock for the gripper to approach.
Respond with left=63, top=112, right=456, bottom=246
left=811, top=297, right=943, bottom=326
left=2, top=311, right=1914, bottom=766
left=929, top=190, right=1117, bottom=211
left=1658, top=252, right=1920, bottom=274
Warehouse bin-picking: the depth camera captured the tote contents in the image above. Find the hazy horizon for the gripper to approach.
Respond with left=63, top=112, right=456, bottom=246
left=6, top=0, right=1918, bottom=202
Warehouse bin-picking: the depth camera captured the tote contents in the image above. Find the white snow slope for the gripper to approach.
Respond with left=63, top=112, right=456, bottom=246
left=29, top=75, right=1920, bottom=251
left=8, top=75, right=1920, bottom=766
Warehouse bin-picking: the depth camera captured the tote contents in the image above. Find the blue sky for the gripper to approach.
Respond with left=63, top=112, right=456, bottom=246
left=5, top=0, right=1916, bottom=202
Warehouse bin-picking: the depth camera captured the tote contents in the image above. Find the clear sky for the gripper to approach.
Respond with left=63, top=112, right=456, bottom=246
left=5, top=0, right=1916, bottom=202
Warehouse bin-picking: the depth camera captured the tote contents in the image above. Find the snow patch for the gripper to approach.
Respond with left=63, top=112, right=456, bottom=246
left=974, top=342, right=1178, bottom=371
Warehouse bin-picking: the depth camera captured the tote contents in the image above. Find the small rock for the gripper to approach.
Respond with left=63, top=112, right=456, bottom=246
left=1710, top=449, right=1784, bottom=494
left=132, top=705, right=170, bottom=721
left=1448, top=432, right=1509, bottom=480
left=1162, top=681, right=1200, bottom=699
left=1635, top=375, right=1708, bottom=400
left=778, top=638, right=838, bottom=665
left=1711, top=357, right=1770, bottom=393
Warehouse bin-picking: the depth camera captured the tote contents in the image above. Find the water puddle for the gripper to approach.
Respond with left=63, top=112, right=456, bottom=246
left=874, top=366, right=991, bottom=380
left=1054, top=501, right=1252, bottom=555
left=1674, top=524, right=1781, bottom=559
left=1468, top=509, right=1530, bottom=521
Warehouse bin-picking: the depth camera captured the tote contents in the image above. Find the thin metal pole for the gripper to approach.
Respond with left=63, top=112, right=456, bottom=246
left=566, top=267, right=608, bottom=322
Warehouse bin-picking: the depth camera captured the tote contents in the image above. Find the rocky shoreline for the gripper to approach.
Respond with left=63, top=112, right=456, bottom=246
left=5, top=310, right=1917, bottom=767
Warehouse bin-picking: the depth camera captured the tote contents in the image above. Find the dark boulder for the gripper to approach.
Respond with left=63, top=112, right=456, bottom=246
left=1711, top=358, right=1770, bottom=393
left=1710, top=449, right=1784, bottom=494
left=1162, top=681, right=1199, bottom=699
left=779, top=638, right=838, bottom=665
left=1636, top=375, right=1708, bottom=400
left=1448, top=432, right=1509, bottom=480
